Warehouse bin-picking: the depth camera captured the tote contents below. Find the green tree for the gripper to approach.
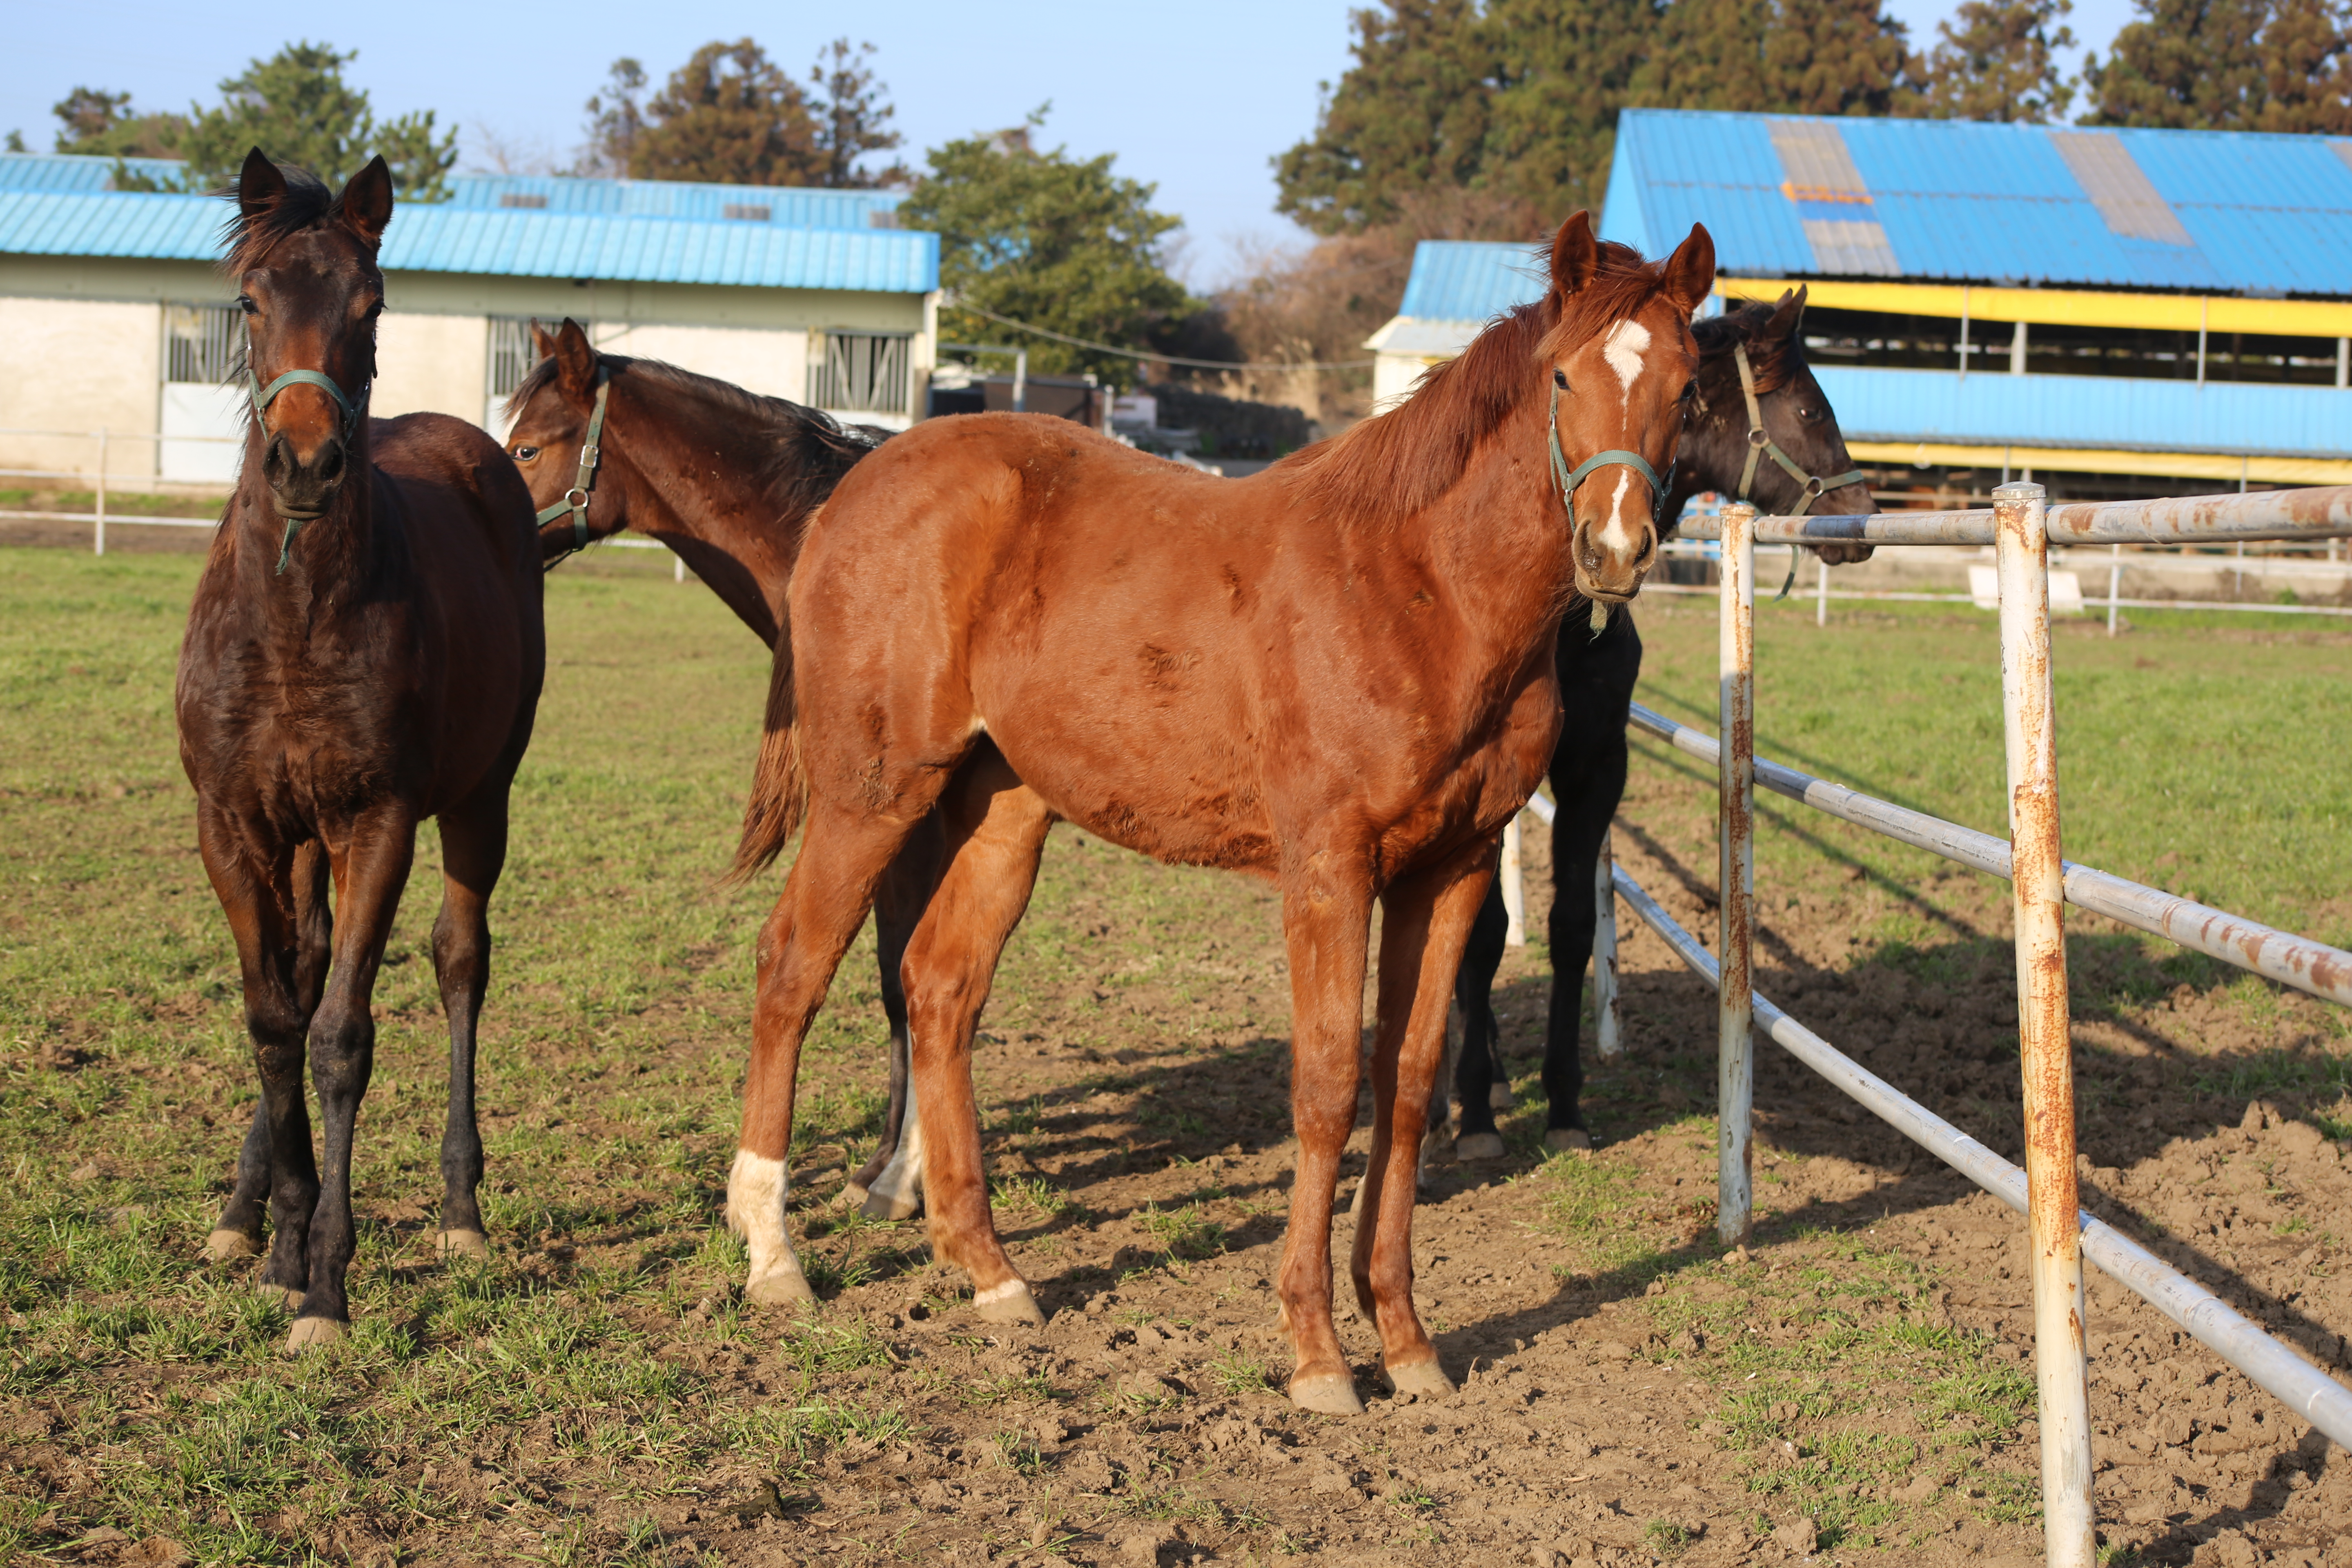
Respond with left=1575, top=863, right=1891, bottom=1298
left=627, top=40, right=822, bottom=185
left=809, top=38, right=909, bottom=188
left=144, top=43, right=454, bottom=200
left=2057, top=0, right=2352, bottom=132
left=579, top=58, right=649, bottom=179
left=1629, top=0, right=1779, bottom=111
left=51, top=87, right=189, bottom=159
left=1755, top=0, right=1920, bottom=115
left=1913, top=0, right=2075, bottom=119
left=899, top=115, right=1194, bottom=390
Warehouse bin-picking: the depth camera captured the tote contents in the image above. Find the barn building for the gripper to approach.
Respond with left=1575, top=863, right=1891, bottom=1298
left=0, top=152, right=939, bottom=487
left=1368, top=110, right=2352, bottom=498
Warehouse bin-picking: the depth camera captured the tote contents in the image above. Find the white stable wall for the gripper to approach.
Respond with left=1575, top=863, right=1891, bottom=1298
left=0, top=296, right=163, bottom=480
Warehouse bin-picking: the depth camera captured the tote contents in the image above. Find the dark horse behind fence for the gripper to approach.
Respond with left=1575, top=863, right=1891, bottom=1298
left=177, top=150, right=545, bottom=1350
left=723, top=213, right=1713, bottom=1414
left=1442, top=285, right=1878, bottom=1161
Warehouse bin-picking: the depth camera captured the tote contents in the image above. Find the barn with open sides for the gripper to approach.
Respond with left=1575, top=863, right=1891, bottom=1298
left=0, top=152, right=939, bottom=488
left=1368, top=110, right=2352, bottom=500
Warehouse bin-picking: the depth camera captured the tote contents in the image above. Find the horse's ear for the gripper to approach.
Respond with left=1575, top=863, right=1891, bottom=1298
left=555, top=318, right=598, bottom=401
left=336, top=156, right=394, bottom=248
left=530, top=321, right=559, bottom=360
left=236, top=148, right=285, bottom=228
left=1550, top=210, right=1598, bottom=298
left=1766, top=284, right=1807, bottom=340
left=1661, top=223, right=1716, bottom=317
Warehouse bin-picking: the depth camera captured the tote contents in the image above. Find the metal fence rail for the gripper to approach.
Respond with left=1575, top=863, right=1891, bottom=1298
left=1565, top=483, right=2352, bottom=1567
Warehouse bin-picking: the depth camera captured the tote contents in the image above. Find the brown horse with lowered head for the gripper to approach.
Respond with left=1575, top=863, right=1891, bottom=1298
left=724, top=213, right=1712, bottom=1414
left=178, top=150, right=545, bottom=1349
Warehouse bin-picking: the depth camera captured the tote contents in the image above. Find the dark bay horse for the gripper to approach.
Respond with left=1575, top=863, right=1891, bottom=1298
left=178, top=151, right=544, bottom=1349
left=1446, top=286, right=1878, bottom=1158
left=726, top=213, right=1713, bottom=1413
left=499, top=322, right=939, bottom=1212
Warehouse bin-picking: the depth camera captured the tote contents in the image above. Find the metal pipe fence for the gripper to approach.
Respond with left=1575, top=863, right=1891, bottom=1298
left=1526, top=480, right=2352, bottom=1566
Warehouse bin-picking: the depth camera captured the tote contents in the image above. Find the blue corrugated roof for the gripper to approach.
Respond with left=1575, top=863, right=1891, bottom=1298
left=0, top=187, right=938, bottom=292
left=1598, top=109, right=2352, bottom=296
left=1816, top=366, right=2352, bottom=459
left=0, top=153, right=905, bottom=231
left=1396, top=240, right=1550, bottom=321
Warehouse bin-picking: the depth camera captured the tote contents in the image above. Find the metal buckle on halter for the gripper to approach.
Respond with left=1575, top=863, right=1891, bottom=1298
left=537, top=368, right=610, bottom=571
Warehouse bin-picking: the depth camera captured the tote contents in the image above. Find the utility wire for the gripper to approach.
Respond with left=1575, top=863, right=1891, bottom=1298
left=944, top=299, right=1376, bottom=373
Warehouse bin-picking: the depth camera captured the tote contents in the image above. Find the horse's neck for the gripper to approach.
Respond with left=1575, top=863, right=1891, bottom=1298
left=1405, top=399, right=1577, bottom=666
left=619, top=388, right=802, bottom=643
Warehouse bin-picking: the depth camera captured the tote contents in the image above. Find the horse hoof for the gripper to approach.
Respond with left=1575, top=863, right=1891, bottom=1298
left=254, top=1278, right=303, bottom=1310
left=1545, top=1127, right=1593, bottom=1154
left=1381, top=1358, right=1456, bottom=1399
left=1454, top=1132, right=1506, bottom=1162
left=841, top=1181, right=871, bottom=1209
left=437, top=1229, right=490, bottom=1261
left=285, top=1316, right=348, bottom=1352
left=859, top=1188, right=920, bottom=1222
left=1488, top=1083, right=1515, bottom=1110
left=973, top=1280, right=1046, bottom=1327
left=205, top=1228, right=262, bottom=1262
left=745, top=1267, right=815, bottom=1308
left=1289, top=1373, right=1364, bottom=1416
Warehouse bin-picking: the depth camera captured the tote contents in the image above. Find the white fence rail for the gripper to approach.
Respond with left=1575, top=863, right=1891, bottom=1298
left=1528, top=483, right=2352, bottom=1567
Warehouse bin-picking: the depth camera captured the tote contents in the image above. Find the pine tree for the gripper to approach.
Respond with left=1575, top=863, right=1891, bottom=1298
left=1481, top=0, right=1659, bottom=215
left=1915, top=0, right=2076, bottom=121
left=52, top=88, right=190, bottom=159
left=579, top=59, right=648, bottom=179
left=808, top=39, right=909, bottom=189
left=1629, top=0, right=1779, bottom=112
left=626, top=40, right=823, bottom=186
left=2248, top=0, right=2352, bottom=131
left=2079, top=0, right=2270, bottom=127
left=1757, top=0, right=1920, bottom=116
left=157, top=43, right=455, bottom=200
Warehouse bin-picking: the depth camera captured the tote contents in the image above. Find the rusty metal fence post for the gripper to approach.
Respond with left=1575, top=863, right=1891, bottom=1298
left=1994, top=481, right=2096, bottom=1568
left=1718, top=501, right=1756, bottom=1246
left=1593, top=827, right=1621, bottom=1059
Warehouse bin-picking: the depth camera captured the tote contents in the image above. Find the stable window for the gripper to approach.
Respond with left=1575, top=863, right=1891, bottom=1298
left=160, top=303, right=243, bottom=482
left=808, top=330, right=910, bottom=418
left=484, top=316, right=542, bottom=437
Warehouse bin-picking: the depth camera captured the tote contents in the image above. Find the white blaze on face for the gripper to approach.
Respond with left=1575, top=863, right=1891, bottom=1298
left=1602, top=319, right=1653, bottom=396
left=1598, top=470, right=1638, bottom=555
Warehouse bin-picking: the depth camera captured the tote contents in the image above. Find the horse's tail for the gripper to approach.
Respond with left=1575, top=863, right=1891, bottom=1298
left=727, top=628, right=809, bottom=885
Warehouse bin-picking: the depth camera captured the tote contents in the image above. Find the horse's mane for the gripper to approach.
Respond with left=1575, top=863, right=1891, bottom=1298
left=1278, top=240, right=1679, bottom=519
left=219, top=161, right=339, bottom=275
left=505, top=352, right=883, bottom=521
left=1695, top=298, right=1803, bottom=396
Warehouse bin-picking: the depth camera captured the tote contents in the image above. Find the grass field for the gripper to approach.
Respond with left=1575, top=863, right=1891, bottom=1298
left=3, top=544, right=2349, bottom=1565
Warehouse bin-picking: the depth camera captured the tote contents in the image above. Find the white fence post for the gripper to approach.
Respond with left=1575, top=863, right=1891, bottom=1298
left=1593, top=826, right=1620, bottom=1059
left=1500, top=816, right=1525, bottom=947
left=1717, top=499, right=1756, bottom=1245
left=94, top=428, right=108, bottom=557
left=1815, top=551, right=1829, bottom=627
left=1993, top=480, right=2096, bottom=1568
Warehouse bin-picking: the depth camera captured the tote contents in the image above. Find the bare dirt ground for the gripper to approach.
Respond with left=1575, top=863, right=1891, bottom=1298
left=7, top=572, right=2351, bottom=1568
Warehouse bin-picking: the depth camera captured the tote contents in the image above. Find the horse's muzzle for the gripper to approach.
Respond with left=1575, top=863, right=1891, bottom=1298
left=1571, top=516, right=1657, bottom=604
left=263, top=430, right=347, bottom=520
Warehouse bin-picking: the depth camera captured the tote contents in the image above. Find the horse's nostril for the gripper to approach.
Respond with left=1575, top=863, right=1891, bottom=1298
left=1581, top=548, right=1600, bottom=570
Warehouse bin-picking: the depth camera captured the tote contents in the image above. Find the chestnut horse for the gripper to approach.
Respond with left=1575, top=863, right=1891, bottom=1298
left=178, top=151, right=544, bottom=1349
left=499, top=321, right=940, bottom=1209
left=726, top=214, right=1713, bottom=1413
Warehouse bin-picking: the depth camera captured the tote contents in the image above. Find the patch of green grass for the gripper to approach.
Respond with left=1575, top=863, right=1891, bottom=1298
left=1643, top=1519, right=1695, bottom=1557
left=1136, top=1201, right=1225, bottom=1262
left=1207, top=1350, right=1279, bottom=1396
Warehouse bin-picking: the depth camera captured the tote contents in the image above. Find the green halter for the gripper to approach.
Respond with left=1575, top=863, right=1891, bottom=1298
left=537, top=368, right=610, bottom=570
left=248, top=365, right=369, bottom=574
left=1547, top=380, right=1667, bottom=513
left=1730, top=341, right=1867, bottom=598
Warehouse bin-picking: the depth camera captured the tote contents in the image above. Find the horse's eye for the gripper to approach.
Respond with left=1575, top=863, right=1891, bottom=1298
left=237, top=294, right=257, bottom=315
left=1552, top=369, right=1569, bottom=390
left=513, top=446, right=540, bottom=462
left=1679, top=381, right=1697, bottom=402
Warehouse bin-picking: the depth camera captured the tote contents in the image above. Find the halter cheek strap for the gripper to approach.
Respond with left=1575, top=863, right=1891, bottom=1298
left=1547, top=381, right=1674, bottom=523
left=247, top=365, right=370, bottom=575
left=1732, top=341, right=1867, bottom=598
left=537, top=367, right=610, bottom=572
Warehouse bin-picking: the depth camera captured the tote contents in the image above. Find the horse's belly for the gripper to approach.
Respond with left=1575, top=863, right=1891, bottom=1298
left=989, top=727, right=1278, bottom=874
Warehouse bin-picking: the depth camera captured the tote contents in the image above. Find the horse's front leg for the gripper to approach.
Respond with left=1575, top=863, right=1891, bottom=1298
left=1274, top=845, right=1374, bottom=1415
left=197, top=811, right=318, bottom=1287
left=1355, top=835, right=1497, bottom=1400
left=287, top=810, right=418, bottom=1349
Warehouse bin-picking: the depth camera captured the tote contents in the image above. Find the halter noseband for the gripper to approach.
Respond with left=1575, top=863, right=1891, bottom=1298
left=248, top=364, right=370, bottom=574
left=1546, top=381, right=1678, bottom=535
left=537, top=366, right=611, bottom=572
left=1730, top=341, right=1867, bottom=597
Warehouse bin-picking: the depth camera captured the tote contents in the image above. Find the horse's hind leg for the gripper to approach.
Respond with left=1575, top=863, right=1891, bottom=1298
left=847, top=811, right=946, bottom=1218
left=287, top=811, right=418, bottom=1348
left=1354, top=835, right=1496, bottom=1402
left=208, top=841, right=331, bottom=1263
left=898, top=746, right=1054, bottom=1326
left=732, top=799, right=922, bottom=1307
left=428, top=788, right=511, bottom=1261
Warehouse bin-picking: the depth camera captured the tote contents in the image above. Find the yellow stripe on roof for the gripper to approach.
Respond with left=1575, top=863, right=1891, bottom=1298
left=1718, top=279, right=2352, bottom=339
left=1844, top=441, right=2352, bottom=487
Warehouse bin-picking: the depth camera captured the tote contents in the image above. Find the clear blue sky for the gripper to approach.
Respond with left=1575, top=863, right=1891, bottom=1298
left=4, top=0, right=2143, bottom=287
